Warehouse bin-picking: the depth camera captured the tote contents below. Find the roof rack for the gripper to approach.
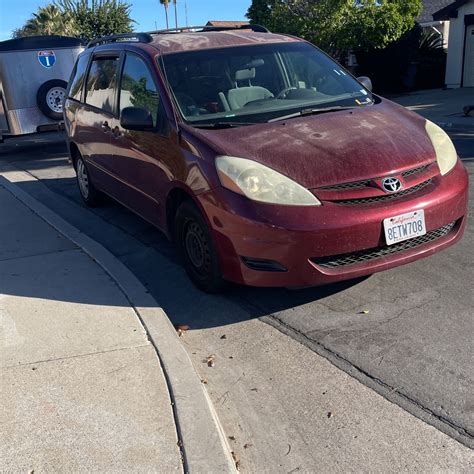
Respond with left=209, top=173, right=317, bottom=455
left=86, top=24, right=269, bottom=49
left=87, top=32, right=153, bottom=49
left=148, top=24, right=270, bottom=35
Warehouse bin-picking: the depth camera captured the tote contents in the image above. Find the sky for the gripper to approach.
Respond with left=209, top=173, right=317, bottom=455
left=0, top=0, right=252, bottom=41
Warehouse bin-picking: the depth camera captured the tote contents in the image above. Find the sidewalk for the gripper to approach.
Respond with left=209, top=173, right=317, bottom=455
left=390, top=87, right=474, bottom=130
left=0, top=179, right=183, bottom=471
left=0, top=173, right=235, bottom=473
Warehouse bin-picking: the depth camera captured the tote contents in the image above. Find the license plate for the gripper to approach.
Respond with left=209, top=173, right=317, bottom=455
left=383, top=210, right=426, bottom=246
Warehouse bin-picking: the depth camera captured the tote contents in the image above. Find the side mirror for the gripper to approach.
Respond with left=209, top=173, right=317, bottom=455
left=120, top=106, right=154, bottom=131
left=357, top=76, right=373, bottom=92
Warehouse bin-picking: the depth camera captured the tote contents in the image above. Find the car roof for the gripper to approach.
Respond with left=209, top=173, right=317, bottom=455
left=149, top=31, right=301, bottom=54
left=85, top=28, right=304, bottom=57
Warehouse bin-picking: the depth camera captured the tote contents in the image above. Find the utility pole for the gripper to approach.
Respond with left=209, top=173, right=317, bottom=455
left=173, top=0, right=178, bottom=29
left=158, top=0, right=169, bottom=29
left=185, top=0, right=188, bottom=27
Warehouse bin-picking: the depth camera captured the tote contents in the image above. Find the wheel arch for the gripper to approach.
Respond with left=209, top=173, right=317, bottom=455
left=166, top=186, right=195, bottom=240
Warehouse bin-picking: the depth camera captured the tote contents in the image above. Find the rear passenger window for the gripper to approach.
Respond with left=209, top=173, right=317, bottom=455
left=68, top=53, right=89, bottom=102
left=119, top=54, right=159, bottom=126
left=85, top=57, right=119, bottom=113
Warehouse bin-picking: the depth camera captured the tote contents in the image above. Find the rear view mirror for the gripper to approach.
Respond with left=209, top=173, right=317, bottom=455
left=357, top=76, right=373, bottom=92
left=120, top=106, right=154, bottom=131
left=244, top=59, right=265, bottom=69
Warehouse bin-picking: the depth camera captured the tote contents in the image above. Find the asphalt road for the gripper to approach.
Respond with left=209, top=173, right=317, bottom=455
left=1, top=127, right=473, bottom=449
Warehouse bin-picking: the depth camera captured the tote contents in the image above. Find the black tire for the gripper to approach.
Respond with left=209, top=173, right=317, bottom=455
left=175, top=200, right=225, bottom=293
left=37, top=79, right=68, bottom=120
left=75, top=154, right=101, bottom=207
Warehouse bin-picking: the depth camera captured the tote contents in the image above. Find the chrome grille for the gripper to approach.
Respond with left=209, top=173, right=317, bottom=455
left=312, top=222, right=456, bottom=269
left=318, top=162, right=435, bottom=192
left=319, top=179, right=371, bottom=190
left=334, top=179, right=433, bottom=205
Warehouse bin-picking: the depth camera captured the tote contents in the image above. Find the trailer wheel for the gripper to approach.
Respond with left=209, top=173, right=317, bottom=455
left=37, top=79, right=68, bottom=120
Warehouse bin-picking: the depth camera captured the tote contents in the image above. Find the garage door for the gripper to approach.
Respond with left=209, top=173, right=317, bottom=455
left=464, top=25, right=474, bottom=87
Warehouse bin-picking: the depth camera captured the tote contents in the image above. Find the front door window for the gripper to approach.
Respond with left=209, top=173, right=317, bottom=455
left=119, top=54, right=160, bottom=126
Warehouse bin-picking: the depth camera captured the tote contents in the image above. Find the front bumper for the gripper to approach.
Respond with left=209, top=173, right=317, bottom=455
left=197, top=160, right=469, bottom=287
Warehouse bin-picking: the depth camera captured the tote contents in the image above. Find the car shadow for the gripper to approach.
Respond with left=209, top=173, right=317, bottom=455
left=3, top=177, right=366, bottom=330
left=1, top=134, right=367, bottom=330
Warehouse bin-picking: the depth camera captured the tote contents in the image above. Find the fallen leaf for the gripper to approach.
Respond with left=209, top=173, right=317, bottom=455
left=175, top=324, right=190, bottom=337
left=243, top=443, right=253, bottom=449
left=231, top=451, right=240, bottom=471
left=250, top=388, right=258, bottom=392
left=229, top=435, right=236, bottom=441
left=327, top=412, right=333, bottom=418
left=205, top=354, right=216, bottom=367
left=220, top=334, right=227, bottom=339
left=201, top=378, right=208, bottom=385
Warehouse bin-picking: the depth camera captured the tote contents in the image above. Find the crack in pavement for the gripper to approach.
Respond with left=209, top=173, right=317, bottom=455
left=0, top=247, right=80, bottom=263
left=1, top=344, right=151, bottom=370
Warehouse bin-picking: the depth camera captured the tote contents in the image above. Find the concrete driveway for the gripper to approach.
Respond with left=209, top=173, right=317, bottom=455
left=1, top=130, right=473, bottom=470
left=391, top=87, right=474, bottom=129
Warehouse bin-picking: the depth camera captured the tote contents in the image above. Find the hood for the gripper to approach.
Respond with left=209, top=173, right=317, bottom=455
left=190, top=99, right=436, bottom=189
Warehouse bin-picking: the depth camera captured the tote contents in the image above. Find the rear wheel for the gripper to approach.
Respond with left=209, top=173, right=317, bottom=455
left=175, top=200, right=224, bottom=293
left=76, top=155, right=101, bottom=207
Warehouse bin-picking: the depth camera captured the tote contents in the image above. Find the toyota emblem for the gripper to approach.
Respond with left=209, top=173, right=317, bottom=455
left=382, top=177, right=402, bottom=193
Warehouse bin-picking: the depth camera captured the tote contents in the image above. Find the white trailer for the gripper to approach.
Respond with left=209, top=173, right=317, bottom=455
left=0, top=35, right=84, bottom=142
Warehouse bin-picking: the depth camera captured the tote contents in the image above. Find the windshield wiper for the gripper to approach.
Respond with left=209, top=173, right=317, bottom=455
left=191, top=121, right=259, bottom=129
left=269, top=105, right=364, bottom=123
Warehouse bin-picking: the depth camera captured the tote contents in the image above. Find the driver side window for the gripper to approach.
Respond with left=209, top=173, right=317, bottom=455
left=119, top=54, right=160, bottom=127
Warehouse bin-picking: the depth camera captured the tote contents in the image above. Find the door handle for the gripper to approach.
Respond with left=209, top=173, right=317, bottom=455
left=101, top=121, right=111, bottom=132
left=112, top=126, right=122, bottom=138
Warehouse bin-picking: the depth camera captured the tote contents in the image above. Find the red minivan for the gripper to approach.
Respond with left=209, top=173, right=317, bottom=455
left=64, top=26, right=468, bottom=292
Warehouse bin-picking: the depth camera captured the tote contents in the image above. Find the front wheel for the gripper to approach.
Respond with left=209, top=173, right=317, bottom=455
left=175, top=200, right=224, bottom=293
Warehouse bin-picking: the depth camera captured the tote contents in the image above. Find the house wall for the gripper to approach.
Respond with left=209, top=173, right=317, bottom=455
left=441, top=21, right=451, bottom=47
left=445, top=0, right=474, bottom=87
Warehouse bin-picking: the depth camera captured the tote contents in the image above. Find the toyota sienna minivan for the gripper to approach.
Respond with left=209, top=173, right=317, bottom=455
left=64, top=25, right=468, bottom=292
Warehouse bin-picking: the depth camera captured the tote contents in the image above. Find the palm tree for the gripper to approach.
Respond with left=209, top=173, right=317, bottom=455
left=173, top=0, right=178, bottom=29
left=14, top=4, right=76, bottom=37
left=159, top=0, right=170, bottom=29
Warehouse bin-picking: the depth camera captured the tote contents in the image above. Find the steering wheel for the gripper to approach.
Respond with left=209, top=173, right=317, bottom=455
left=276, top=87, right=298, bottom=100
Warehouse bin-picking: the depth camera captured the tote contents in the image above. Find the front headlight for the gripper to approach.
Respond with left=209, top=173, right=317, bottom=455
left=215, top=156, right=321, bottom=206
left=425, top=120, right=457, bottom=176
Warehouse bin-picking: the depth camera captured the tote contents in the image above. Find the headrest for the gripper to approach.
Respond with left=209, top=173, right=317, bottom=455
left=235, top=67, right=256, bottom=82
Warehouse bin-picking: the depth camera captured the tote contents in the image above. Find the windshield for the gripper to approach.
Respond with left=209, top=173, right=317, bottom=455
left=159, top=41, right=373, bottom=125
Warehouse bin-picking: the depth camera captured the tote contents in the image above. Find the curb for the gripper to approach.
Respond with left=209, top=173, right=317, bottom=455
left=0, top=169, right=236, bottom=474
